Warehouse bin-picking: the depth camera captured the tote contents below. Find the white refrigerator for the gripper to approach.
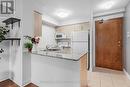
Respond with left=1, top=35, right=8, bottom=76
left=72, top=31, right=88, bottom=54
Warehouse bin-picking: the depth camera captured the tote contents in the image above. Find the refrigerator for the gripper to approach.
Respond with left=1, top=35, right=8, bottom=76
left=72, top=31, right=90, bottom=70
left=72, top=31, right=88, bottom=54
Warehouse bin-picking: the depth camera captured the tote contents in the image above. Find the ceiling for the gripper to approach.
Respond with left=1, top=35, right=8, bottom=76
left=40, top=0, right=91, bottom=24
left=93, top=0, right=130, bottom=14
left=40, top=0, right=130, bottom=24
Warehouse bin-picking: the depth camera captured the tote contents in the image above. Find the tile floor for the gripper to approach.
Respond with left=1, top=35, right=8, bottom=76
left=88, top=67, right=130, bottom=87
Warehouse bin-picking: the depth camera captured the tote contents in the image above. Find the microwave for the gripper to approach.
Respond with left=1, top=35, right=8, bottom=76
left=55, top=33, right=67, bottom=39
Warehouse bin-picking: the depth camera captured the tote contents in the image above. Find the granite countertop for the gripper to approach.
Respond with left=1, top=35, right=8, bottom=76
left=31, top=50, right=87, bottom=61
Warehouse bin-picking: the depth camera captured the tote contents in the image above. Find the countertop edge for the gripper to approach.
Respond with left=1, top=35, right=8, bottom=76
left=31, top=51, right=88, bottom=61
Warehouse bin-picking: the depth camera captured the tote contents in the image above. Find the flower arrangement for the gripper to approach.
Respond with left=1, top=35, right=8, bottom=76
left=24, top=36, right=40, bottom=52
left=31, top=36, right=40, bottom=44
left=24, top=36, right=40, bottom=44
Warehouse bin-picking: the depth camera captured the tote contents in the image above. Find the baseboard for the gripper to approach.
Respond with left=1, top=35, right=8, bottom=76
left=23, top=82, right=31, bottom=87
left=31, top=81, right=39, bottom=86
left=0, top=79, right=9, bottom=82
left=0, top=79, right=20, bottom=87
left=0, top=77, right=9, bottom=82
left=123, top=69, right=130, bottom=80
left=24, top=82, right=38, bottom=87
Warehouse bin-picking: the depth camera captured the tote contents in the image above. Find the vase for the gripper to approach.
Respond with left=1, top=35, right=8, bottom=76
left=28, top=48, right=32, bottom=53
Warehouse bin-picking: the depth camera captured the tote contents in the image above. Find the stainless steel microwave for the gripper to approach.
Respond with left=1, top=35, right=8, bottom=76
left=55, top=33, right=67, bottom=39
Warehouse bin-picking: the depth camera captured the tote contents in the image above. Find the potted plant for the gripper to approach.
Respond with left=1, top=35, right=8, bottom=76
left=24, top=36, right=40, bottom=52
left=0, top=26, right=9, bottom=42
left=24, top=42, right=33, bottom=52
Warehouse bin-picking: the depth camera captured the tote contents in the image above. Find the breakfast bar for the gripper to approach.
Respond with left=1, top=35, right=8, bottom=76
left=29, top=51, right=88, bottom=87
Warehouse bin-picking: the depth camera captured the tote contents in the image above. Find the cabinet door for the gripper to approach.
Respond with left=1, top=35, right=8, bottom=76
left=80, top=54, right=88, bottom=87
left=74, top=24, right=82, bottom=32
left=34, top=11, right=42, bottom=36
left=56, top=25, right=74, bottom=38
left=81, top=22, right=90, bottom=31
left=72, top=31, right=88, bottom=42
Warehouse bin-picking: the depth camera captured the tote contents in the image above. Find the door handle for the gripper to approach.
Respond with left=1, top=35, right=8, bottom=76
left=118, top=41, right=121, bottom=44
left=117, top=41, right=121, bottom=47
left=118, top=45, right=121, bottom=47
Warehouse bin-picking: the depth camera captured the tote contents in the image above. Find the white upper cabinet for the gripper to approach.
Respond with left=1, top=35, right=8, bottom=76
left=72, top=31, right=88, bottom=42
left=56, top=22, right=90, bottom=38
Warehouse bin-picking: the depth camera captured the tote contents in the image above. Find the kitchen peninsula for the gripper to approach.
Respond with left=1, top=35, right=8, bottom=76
left=23, top=50, right=88, bottom=87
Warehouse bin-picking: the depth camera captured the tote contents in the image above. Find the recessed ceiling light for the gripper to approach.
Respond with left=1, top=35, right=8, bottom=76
left=99, top=1, right=115, bottom=10
left=54, top=9, right=71, bottom=18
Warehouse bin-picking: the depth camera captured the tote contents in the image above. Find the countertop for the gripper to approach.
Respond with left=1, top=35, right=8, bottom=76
left=31, top=50, right=87, bottom=61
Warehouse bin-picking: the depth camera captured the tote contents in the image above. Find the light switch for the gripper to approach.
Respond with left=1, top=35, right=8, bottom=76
left=127, top=32, right=130, bottom=38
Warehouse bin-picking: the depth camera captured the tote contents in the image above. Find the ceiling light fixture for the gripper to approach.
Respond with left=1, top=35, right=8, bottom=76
left=99, top=1, right=115, bottom=10
left=54, top=9, right=71, bottom=18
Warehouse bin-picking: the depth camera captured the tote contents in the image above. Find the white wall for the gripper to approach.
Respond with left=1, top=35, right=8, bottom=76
left=60, top=18, right=90, bottom=26
left=22, top=52, right=31, bottom=86
left=0, top=40, right=10, bottom=82
left=39, top=24, right=56, bottom=49
left=94, top=8, right=125, bottom=17
left=9, top=0, right=23, bottom=85
left=94, top=13, right=124, bottom=21
left=0, top=0, right=24, bottom=86
left=0, top=0, right=23, bottom=85
left=0, top=19, right=10, bottom=82
left=124, top=1, right=130, bottom=75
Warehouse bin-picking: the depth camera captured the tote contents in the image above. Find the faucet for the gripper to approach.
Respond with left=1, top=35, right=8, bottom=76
left=0, top=49, right=4, bottom=53
left=46, top=45, right=49, bottom=51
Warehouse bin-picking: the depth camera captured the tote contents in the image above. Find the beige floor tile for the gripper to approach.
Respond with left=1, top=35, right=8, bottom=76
left=101, top=82, right=113, bottom=87
left=88, top=67, right=130, bottom=87
left=88, top=80, right=101, bottom=87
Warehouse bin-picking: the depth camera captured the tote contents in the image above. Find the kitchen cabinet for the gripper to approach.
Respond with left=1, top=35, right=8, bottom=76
left=31, top=54, right=81, bottom=87
left=56, top=22, right=90, bottom=39
left=56, top=22, right=90, bottom=33
left=72, top=31, right=88, bottom=42
left=34, top=11, right=42, bottom=37
left=74, top=22, right=90, bottom=32
left=74, top=24, right=82, bottom=31
left=81, top=22, right=90, bottom=31
left=56, top=22, right=89, bottom=54
left=56, top=25, right=74, bottom=33
left=80, top=54, right=88, bottom=87
left=56, top=25, right=74, bottom=38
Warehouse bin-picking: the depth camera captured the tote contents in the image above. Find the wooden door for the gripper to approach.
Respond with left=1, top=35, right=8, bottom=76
left=95, top=18, right=123, bottom=70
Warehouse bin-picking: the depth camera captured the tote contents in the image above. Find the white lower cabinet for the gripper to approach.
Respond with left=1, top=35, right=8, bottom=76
left=31, top=54, right=80, bottom=87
